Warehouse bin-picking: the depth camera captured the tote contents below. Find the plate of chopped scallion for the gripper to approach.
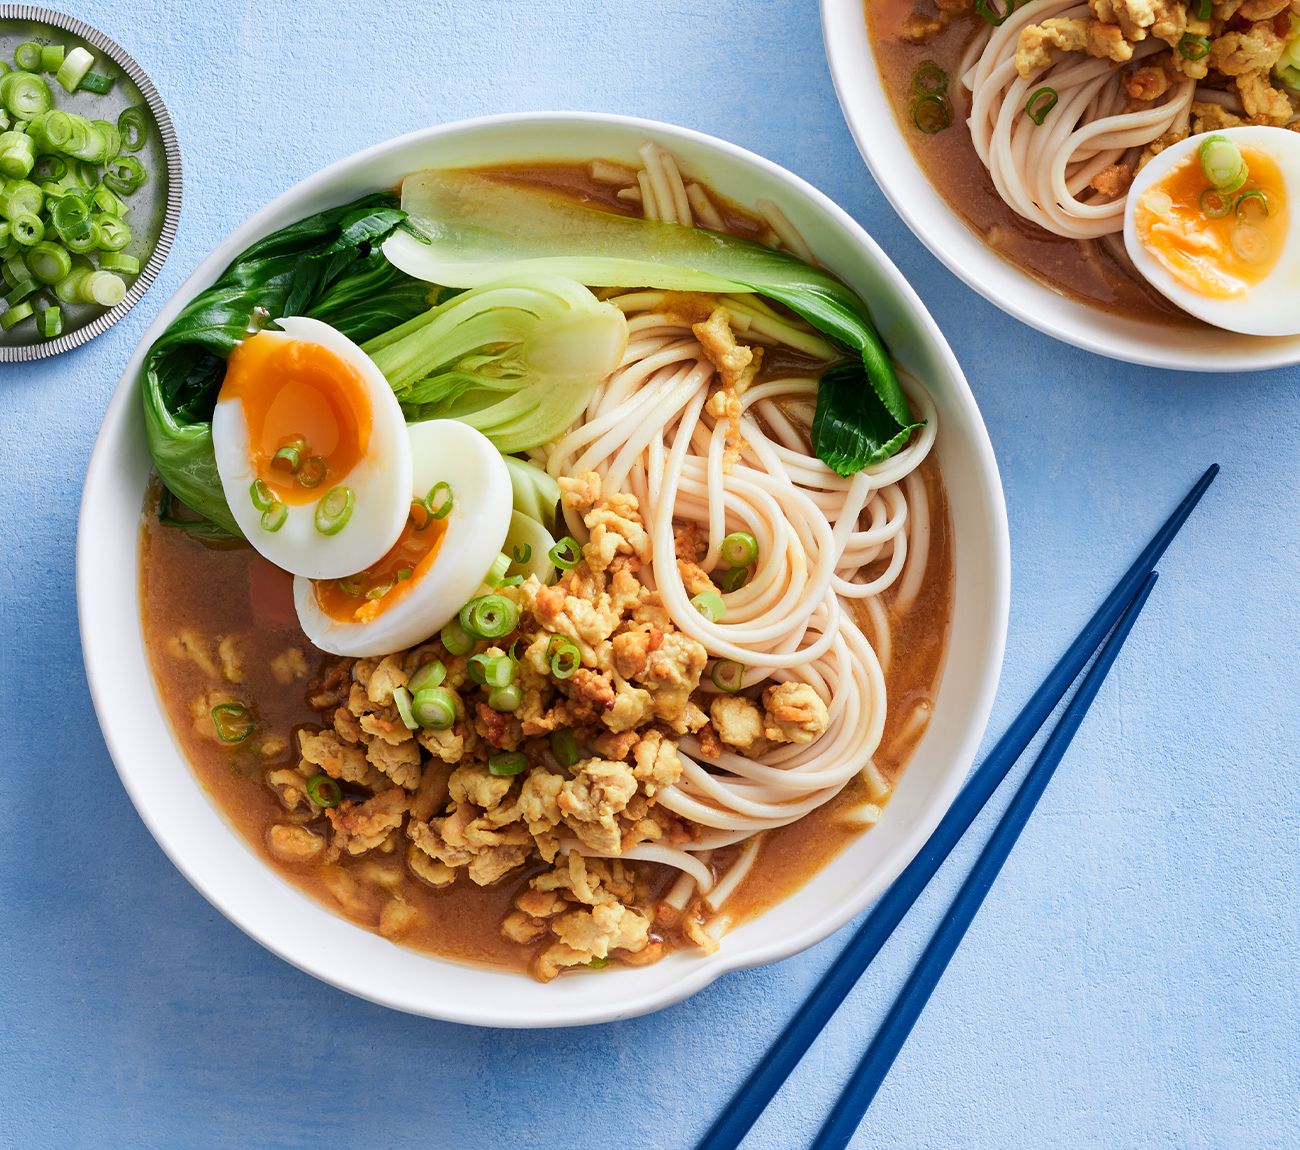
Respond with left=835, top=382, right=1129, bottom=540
left=0, top=6, right=180, bottom=360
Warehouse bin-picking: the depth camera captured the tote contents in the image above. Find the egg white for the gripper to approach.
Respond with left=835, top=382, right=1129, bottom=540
left=211, top=316, right=413, bottom=580
left=294, top=420, right=513, bottom=657
left=1124, top=126, right=1300, bottom=336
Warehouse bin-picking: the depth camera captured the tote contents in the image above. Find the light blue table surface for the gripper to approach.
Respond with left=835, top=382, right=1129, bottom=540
left=2, top=2, right=1297, bottom=1147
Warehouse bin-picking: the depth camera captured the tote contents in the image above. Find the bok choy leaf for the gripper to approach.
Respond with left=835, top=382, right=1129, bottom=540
left=143, top=195, right=432, bottom=534
left=363, top=275, right=627, bottom=454
left=384, top=169, right=922, bottom=474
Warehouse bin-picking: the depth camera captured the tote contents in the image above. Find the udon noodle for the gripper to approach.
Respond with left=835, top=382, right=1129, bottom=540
left=535, top=145, right=938, bottom=913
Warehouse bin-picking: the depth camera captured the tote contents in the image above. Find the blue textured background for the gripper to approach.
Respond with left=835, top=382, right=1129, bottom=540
left=2, top=2, right=1297, bottom=1147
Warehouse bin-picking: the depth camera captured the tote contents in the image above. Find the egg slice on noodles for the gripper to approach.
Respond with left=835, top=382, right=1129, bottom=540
left=1125, top=126, right=1300, bottom=336
left=211, top=316, right=413, bottom=579
left=294, top=420, right=513, bottom=657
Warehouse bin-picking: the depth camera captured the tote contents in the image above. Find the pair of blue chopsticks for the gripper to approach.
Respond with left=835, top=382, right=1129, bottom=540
left=697, top=464, right=1220, bottom=1150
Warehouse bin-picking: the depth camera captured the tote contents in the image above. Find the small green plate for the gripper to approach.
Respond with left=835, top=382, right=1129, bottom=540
left=0, top=6, right=181, bottom=361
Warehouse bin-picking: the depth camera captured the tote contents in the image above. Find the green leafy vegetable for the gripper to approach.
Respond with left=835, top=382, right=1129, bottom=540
left=503, top=455, right=561, bottom=533
left=143, top=195, right=432, bottom=534
left=363, top=275, right=627, bottom=454
left=384, top=169, right=922, bottom=474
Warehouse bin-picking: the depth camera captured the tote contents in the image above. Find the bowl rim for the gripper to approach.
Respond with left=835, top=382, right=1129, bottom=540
left=78, top=110, right=1011, bottom=1027
left=0, top=4, right=182, bottom=362
left=819, top=0, right=1300, bottom=374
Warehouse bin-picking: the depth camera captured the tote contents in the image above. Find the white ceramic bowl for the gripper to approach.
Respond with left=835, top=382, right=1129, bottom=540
left=78, top=113, right=1010, bottom=1028
left=821, top=0, right=1300, bottom=373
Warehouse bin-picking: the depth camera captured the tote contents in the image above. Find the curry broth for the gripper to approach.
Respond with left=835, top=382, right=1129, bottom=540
left=139, top=448, right=952, bottom=974
left=867, top=0, right=1197, bottom=324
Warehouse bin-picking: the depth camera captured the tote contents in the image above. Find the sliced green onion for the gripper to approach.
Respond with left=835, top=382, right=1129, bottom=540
left=550, top=727, right=580, bottom=769
left=710, top=659, right=746, bottom=693
left=720, top=531, right=758, bottom=567
left=94, top=215, right=130, bottom=252
left=974, top=0, right=1019, bottom=24
left=62, top=221, right=100, bottom=255
left=548, top=536, right=582, bottom=570
left=83, top=268, right=125, bottom=306
left=55, top=48, right=94, bottom=94
left=93, top=119, right=121, bottom=161
left=271, top=442, right=303, bottom=473
left=392, top=686, right=419, bottom=731
left=408, top=498, right=432, bottom=529
left=2, top=256, right=25, bottom=287
left=1198, top=188, right=1233, bottom=219
left=719, top=564, right=749, bottom=593
left=103, top=155, right=146, bottom=195
left=14, top=43, right=43, bottom=73
left=79, top=71, right=113, bottom=95
left=39, top=45, right=64, bottom=74
left=396, top=566, right=413, bottom=581
left=1229, top=223, right=1269, bottom=263
left=91, top=185, right=126, bottom=217
left=335, top=572, right=367, bottom=596
left=546, top=634, right=581, bottom=679
left=425, top=480, right=453, bottom=519
left=1199, top=135, right=1247, bottom=192
left=470, top=652, right=516, bottom=689
left=412, top=686, right=458, bottom=730
left=296, top=454, right=326, bottom=489
left=587, top=956, right=610, bottom=970
left=0, top=300, right=32, bottom=329
left=314, top=485, right=354, bottom=535
left=50, top=193, right=90, bottom=240
left=408, top=660, right=447, bottom=693
left=24, top=240, right=70, bottom=284
left=483, top=551, right=511, bottom=588
left=440, top=617, right=475, bottom=656
left=691, top=590, right=726, bottom=622
left=4, top=277, right=36, bottom=305
left=1025, top=87, right=1059, bottom=126
left=260, top=501, right=288, bottom=533
left=39, top=304, right=60, bottom=338
left=1194, top=0, right=1211, bottom=17
left=30, top=154, right=67, bottom=182
left=4, top=72, right=51, bottom=119
left=305, top=774, right=342, bottom=808
left=911, top=63, right=948, bottom=96
left=118, top=106, right=148, bottom=152
left=52, top=266, right=89, bottom=304
left=1235, top=189, right=1271, bottom=221
left=211, top=702, right=253, bottom=743
left=73, top=159, right=100, bottom=188
left=9, top=211, right=42, bottom=246
left=1178, top=34, right=1211, bottom=62
left=511, top=542, right=533, bottom=565
left=99, top=252, right=139, bottom=275
left=249, top=479, right=274, bottom=512
left=460, top=593, right=520, bottom=639
left=487, top=683, right=522, bottom=713
left=488, top=751, right=527, bottom=776
left=364, top=580, right=394, bottom=601
left=0, top=130, right=34, bottom=179
left=2, top=181, right=42, bottom=220
left=911, top=93, right=951, bottom=135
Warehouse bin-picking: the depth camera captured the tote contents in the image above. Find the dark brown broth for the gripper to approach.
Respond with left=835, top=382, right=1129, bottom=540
left=867, top=1, right=1199, bottom=325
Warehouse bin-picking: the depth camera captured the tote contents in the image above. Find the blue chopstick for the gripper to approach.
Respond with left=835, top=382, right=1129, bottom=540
left=695, top=465, right=1217, bottom=1150
left=809, top=570, right=1159, bottom=1150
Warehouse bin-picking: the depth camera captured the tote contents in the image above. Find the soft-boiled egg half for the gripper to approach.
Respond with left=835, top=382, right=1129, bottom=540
left=294, top=419, right=513, bottom=657
left=212, top=316, right=413, bottom=579
left=1124, top=126, right=1300, bottom=336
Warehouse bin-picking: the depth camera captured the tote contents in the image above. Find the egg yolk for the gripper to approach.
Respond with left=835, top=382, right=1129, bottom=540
left=1135, top=147, right=1288, bottom=300
left=313, top=511, right=449, bottom=623
left=221, top=334, right=373, bottom=505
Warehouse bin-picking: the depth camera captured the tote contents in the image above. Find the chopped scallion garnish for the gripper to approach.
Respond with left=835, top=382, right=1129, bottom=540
left=314, top=485, right=355, bottom=535
left=408, top=660, right=447, bottom=693
left=1025, top=87, right=1059, bottom=126
left=412, top=686, right=458, bottom=730
left=487, top=683, right=522, bottom=713
left=460, top=593, right=519, bottom=639
left=691, top=590, right=726, bottom=622
left=488, top=751, right=527, bottom=776
left=305, top=774, right=342, bottom=808
left=548, top=536, right=582, bottom=570
left=546, top=635, right=581, bottom=680
left=211, top=702, right=254, bottom=744
left=720, top=531, right=758, bottom=568
left=710, top=659, right=747, bottom=694
left=550, top=727, right=580, bottom=768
